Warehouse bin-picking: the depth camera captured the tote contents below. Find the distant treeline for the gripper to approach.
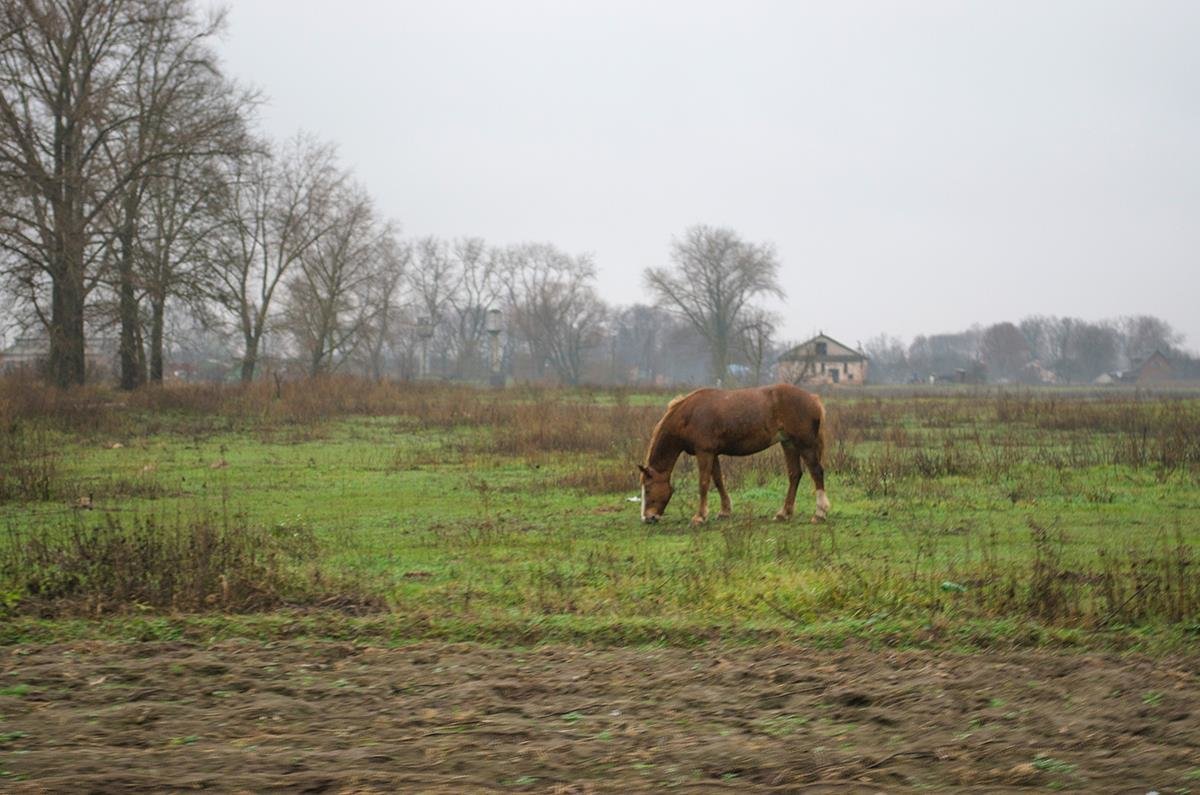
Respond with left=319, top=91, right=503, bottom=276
left=0, top=2, right=1191, bottom=390
left=864, top=315, right=1196, bottom=384
left=2, top=2, right=788, bottom=389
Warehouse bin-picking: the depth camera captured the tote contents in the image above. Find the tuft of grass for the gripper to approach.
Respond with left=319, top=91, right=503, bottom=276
left=1032, top=755, right=1077, bottom=775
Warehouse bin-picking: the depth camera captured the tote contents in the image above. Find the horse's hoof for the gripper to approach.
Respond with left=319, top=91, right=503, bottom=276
left=690, top=514, right=707, bottom=525
left=774, top=510, right=792, bottom=522
left=811, top=513, right=827, bottom=524
left=716, top=511, right=732, bottom=520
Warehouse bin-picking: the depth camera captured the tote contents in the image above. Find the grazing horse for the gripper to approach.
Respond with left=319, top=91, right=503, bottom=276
left=638, top=384, right=829, bottom=525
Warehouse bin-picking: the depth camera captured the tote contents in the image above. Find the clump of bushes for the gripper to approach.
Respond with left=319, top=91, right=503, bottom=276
left=1, top=511, right=383, bottom=618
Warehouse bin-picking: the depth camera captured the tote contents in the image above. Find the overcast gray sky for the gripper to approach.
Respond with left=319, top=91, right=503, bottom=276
left=211, top=0, right=1200, bottom=350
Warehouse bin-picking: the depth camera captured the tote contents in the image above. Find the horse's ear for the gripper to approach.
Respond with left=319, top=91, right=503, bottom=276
left=636, top=464, right=650, bottom=476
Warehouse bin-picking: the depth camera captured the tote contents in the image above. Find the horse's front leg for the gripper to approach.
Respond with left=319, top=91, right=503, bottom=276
left=711, top=456, right=732, bottom=518
left=692, top=452, right=714, bottom=525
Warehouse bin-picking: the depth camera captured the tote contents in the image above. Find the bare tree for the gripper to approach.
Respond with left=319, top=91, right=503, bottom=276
left=737, top=308, right=778, bottom=386
left=0, top=0, right=138, bottom=385
left=283, top=182, right=388, bottom=375
left=138, top=155, right=230, bottom=381
left=1118, top=315, right=1182, bottom=365
left=100, top=1, right=241, bottom=388
left=907, top=329, right=981, bottom=380
left=980, top=321, right=1032, bottom=382
left=500, top=243, right=605, bottom=385
left=862, top=333, right=908, bottom=383
left=609, top=304, right=677, bottom=385
left=443, top=237, right=499, bottom=378
left=1018, top=316, right=1117, bottom=383
left=0, top=0, right=243, bottom=386
left=206, top=136, right=342, bottom=381
left=1066, top=321, right=1119, bottom=382
left=406, top=236, right=458, bottom=374
left=356, top=235, right=410, bottom=379
left=645, top=225, right=783, bottom=383
left=1018, top=315, right=1055, bottom=364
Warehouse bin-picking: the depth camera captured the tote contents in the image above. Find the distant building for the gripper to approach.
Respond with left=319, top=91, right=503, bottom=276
left=0, top=334, right=119, bottom=379
left=1019, top=360, right=1058, bottom=385
left=1096, top=350, right=1176, bottom=385
left=0, top=336, right=50, bottom=373
left=930, top=362, right=986, bottom=385
left=777, top=333, right=869, bottom=386
left=1128, top=350, right=1173, bottom=384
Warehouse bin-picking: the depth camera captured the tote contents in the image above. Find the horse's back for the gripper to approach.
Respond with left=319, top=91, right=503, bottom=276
left=668, top=384, right=821, bottom=456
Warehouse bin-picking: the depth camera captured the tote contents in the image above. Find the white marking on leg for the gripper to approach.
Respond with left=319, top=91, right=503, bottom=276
left=816, top=489, right=830, bottom=516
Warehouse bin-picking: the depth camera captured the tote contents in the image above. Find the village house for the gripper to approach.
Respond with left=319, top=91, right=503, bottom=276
left=1126, top=350, right=1174, bottom=384
left=0, top=334, right=120, bottom=378
left=777, top=333, right=869, bottom=386
left=1095, top=350, right=1191, bottom=385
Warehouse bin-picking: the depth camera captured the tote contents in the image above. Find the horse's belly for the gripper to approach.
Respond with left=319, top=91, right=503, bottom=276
left=719, top=431, right=776, bottom=457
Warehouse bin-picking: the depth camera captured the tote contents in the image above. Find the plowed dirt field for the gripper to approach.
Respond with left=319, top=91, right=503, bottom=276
left=2, top=641, right=1197, bottom=792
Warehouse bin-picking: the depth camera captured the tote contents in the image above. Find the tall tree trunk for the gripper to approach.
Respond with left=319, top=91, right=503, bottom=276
left=117, top=195, right=145, bottom=390
left=368, top=324, right=386, bottom=380
left=48, top=223, right=87, bottom=387
left=117, top=258, right=143, bottom=389
left=710, top=341, right=728, bottom=386
left=134, top=318, right=146, bottom=377
left=148, top=295, right=165, bottom=382
left=49, top=273, right=87, bottom=388
left=240, top=341, right=258, bottom=382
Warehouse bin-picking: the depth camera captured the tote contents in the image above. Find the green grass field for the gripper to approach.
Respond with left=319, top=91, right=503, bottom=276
left=2, top=380, right=1198, bottom=651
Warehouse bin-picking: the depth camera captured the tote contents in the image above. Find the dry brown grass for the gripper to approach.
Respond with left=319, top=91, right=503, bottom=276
left=2, top=375, right=1198, bottom=494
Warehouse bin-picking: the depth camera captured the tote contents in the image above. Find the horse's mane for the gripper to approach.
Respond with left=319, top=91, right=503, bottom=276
left=644, top=388, right=706, bottom=464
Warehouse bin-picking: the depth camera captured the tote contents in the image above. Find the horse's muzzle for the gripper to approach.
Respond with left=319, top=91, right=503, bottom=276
left=642, top=515, right=659, bottom=524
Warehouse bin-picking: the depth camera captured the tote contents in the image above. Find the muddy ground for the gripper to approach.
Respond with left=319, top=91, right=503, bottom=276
left=0, top=640, right=1197, bottom=793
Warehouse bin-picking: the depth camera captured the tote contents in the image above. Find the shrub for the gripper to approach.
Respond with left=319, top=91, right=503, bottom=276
left=0, top=510, right=383, bottom=617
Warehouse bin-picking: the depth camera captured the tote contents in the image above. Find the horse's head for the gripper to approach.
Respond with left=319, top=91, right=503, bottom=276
left=637, top=464, right=673, bottom=523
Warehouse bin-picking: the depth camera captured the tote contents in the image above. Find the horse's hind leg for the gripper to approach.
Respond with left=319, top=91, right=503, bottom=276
left=800, top=446, right=830, bottom=522
left=692, top=452, right=714, bottom=525
left=775, top=442, right=803, bottom=521
left=711, top=456, right=732, bottom=518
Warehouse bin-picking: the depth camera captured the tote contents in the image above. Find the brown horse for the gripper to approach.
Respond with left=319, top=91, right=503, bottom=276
left=638, top=384, right=829, bottom=524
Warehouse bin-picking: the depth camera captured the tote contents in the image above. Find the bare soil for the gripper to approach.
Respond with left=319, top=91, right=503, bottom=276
left=1, top=640, right=1197, bottom=793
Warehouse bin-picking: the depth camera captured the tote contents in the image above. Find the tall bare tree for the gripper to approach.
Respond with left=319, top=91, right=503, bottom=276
left=737, top=307, right=778, bottom=385
left=406, top=236, right=457, bottom=374
left=283, top=182, right=388, bottom=375
left=862, top=333, right=908, bottom=383
left=609, top=304, right=677, bottom=385
left=645, top=225, right=783, bottom=383
left=443, top=237, right=499, bottom=378
left=206, top=136, right=342, bottom=381
left=500, top=243, right=604, bottom=385
left=100, top=0, right=248, bottom=388
left=137, top=155, right=227, bottom=381
left=1066, top=321, right=1119, bottom=382
left=0, top=0, right=242, bottom=386
left=356, top=235, right=410, bottom=380
left=980, top=321, right=1032, bottom=382
left=1118, top=315, right=1182, bottom=365
left=1, top=0, right=134, bottom=385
